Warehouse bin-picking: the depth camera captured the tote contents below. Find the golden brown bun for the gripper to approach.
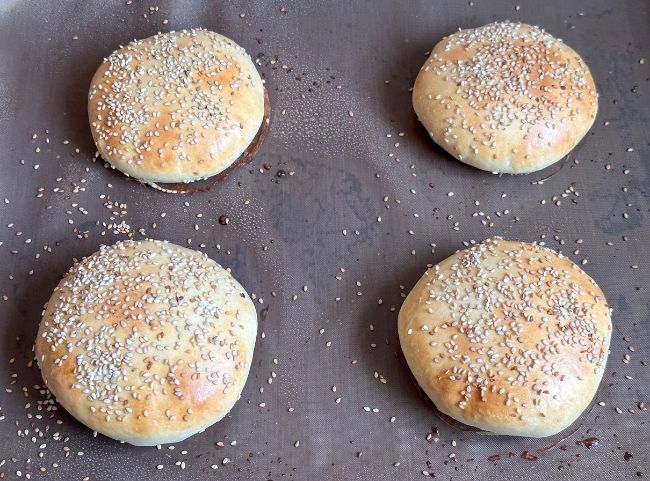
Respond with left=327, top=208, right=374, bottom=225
left=147, top=88, right=271, bottom=194
left=88, top=29, right=265, bottom=184
left=398, top=237, right=611, bottom=437
left=35, top=239, right=257, bottom=446
left=412, top=22, right=598, bottom=174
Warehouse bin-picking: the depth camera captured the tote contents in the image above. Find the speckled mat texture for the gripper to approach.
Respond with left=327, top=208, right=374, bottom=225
left=0, top=0, right=648, bottom=480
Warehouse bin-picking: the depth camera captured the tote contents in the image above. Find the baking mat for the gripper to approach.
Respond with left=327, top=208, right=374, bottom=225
left=0, top=0, right=648, bottom=479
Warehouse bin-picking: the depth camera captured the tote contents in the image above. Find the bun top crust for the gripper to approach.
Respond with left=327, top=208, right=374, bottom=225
left=412, top=22, right=598, bottom=174
left=88, top=29, right=265, bottom=184
left=398, top=237, right=611, bottom=437
left=35, top=239, right=257, bottom=446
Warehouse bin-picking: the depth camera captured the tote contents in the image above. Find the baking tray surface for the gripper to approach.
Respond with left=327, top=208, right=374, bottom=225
left=0, top=1, right=648, bottom=479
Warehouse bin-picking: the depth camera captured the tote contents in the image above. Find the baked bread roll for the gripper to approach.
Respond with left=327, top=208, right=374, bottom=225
left=412, top=22, right=598, bottom=174
left=398, top=237, right=611, bottom=437
left=88, top=29, right=267, bottom=189
left=35, top=239, right=257, bottom=446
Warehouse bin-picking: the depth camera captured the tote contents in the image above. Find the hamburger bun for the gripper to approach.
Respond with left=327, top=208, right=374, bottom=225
left=88, top=29, right=268, bottom=190
left=412, top=22, right=598, bottom=174
left=398, top=237, right=611, bottom=437
left=35, top=239, right=257, bottom=446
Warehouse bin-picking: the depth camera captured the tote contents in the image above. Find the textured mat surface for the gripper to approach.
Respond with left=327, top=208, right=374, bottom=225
left=0, top=0, right=648, bottom=479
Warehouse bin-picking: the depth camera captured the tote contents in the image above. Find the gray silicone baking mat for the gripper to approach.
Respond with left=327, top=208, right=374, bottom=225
left=0, top=0, right=648, bottom=479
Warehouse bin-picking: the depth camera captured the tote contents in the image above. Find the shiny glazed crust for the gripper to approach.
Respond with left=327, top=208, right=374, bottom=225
left=412, top=22, right=598, bottom=174
left=398, top=237, right=611, bottom=437
left=88, top=29, right=265, bottom=183
left=35, top=239, right=257, bottom=445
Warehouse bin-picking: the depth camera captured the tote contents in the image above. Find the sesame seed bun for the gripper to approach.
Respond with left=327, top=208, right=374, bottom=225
left=412, top=22, right=598, bottom=174
left=88, top=29, right=266, bottom=186
left=35, top=239, right=257, bottom=446
left=398, top=237, right=611, bottom=437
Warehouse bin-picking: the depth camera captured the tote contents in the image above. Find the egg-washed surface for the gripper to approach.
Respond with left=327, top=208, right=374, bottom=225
left=413, top=22, right=598, bottom=173
left=35, top=239, right=257, bottom=445
left=398, top=237, right=612, bottom=437
left=147, top=88, right=271, bottom=194
left=88, top=29, right=265, bottom=184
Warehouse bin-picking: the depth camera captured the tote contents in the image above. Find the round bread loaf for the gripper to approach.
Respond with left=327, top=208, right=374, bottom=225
left=88, top=29, right=265, bottom=185
left=398, top=237, right=611, bottom=437
left=35, top=239, right=257, bottom=446
left=412, top=22, right=598, bottom=174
